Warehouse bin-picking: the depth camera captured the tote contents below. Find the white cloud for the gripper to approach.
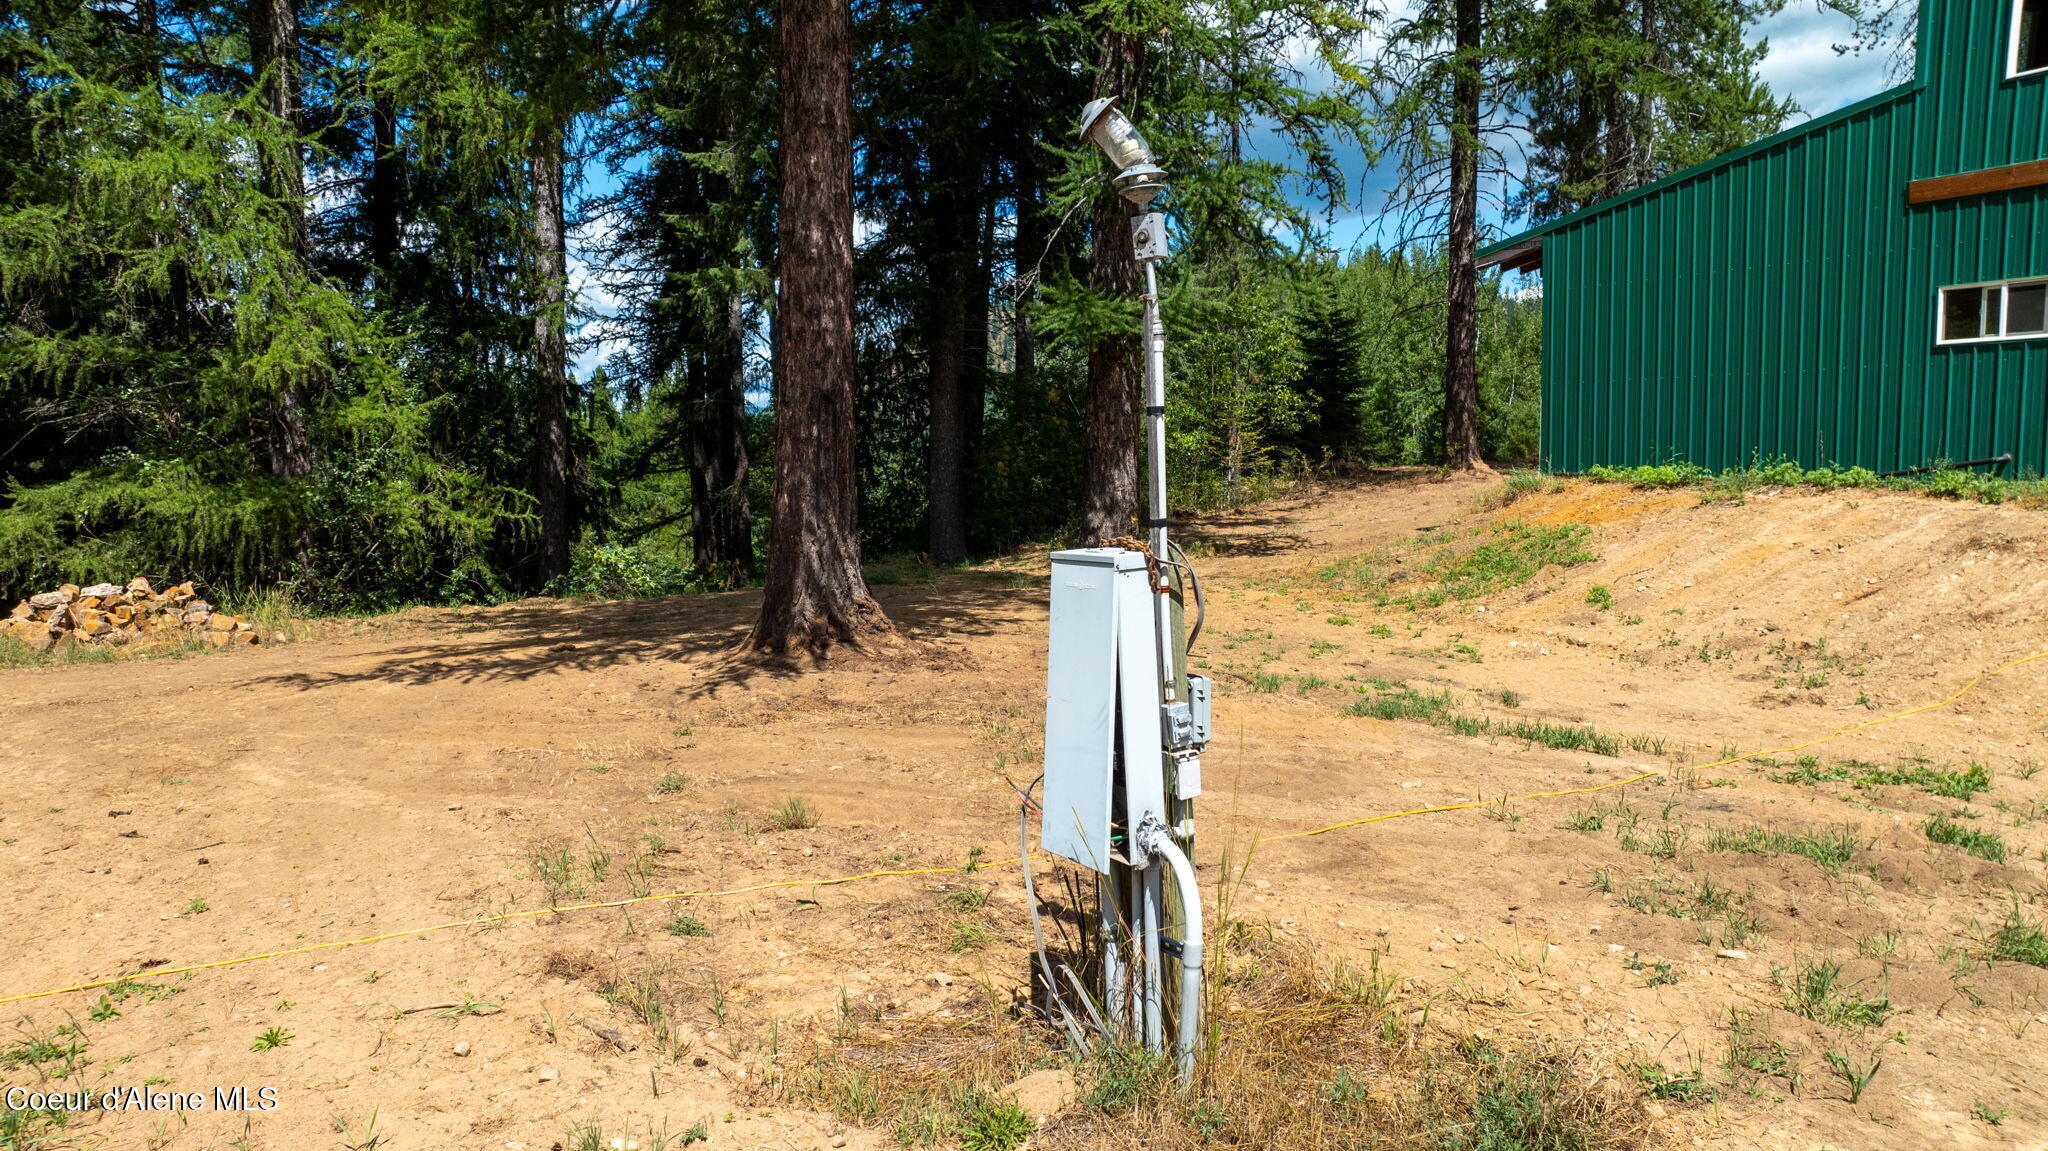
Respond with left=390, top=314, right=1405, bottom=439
left=1753, top=5, right=1908, bottom=121
left=568, top=211, right=631, bottom=382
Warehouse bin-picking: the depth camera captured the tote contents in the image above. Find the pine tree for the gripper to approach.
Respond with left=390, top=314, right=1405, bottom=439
left=1515, top=0, right=1794, bottom=221
left=597, top=0, right=772, bottom=582
left=1053, top=0, right=1366, bottom=539
left=749, top=0, right=893, bottom=654
left=1371, top=0, right=1530, bottom=470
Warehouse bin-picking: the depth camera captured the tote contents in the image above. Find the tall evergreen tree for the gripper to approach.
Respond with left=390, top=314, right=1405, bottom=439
left=250, top=0, right=317, bottom=477
left=598, top=0, right=772, bottom=582
left=1055, top=0, right=1364, bottom=539
left=1515, top=0, right=1793, bottom=222
left=1372, top=0, right=1529, bottom=470
left=750, top=0, right=892, bottom=654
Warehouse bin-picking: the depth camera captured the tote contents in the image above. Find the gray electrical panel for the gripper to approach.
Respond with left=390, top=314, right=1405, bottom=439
left=1048, top=544, right=1163, bottom=868
left=1040, top=548, right=1138, bottom=872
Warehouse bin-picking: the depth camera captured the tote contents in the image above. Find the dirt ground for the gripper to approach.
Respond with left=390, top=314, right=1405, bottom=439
left=3, top=471, right=2046, bottom=1151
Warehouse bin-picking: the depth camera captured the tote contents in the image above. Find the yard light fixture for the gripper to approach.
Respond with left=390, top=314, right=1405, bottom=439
left=1079, top=97, right=1167, bottom=206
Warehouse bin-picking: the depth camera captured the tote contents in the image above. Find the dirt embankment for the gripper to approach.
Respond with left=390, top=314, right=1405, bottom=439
left=1, top=472, right=2043, bottom=1151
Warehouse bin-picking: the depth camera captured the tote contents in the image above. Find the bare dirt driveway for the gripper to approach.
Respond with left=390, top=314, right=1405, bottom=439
left=3, top=471, right=2046, bottom=1150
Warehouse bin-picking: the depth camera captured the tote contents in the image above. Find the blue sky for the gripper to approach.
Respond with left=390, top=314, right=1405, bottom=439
left=1313, top=2, right=1907, bottom=253
left=570, top=3, right=1910, bottom=379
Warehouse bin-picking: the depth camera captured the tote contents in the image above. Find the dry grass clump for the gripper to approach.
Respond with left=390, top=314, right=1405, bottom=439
left=774, top=1005, right=1049, bottom=1147
left=1042, top=926, right=1651, bottom=1150
left=777, top=924, right=1655, bottom=1151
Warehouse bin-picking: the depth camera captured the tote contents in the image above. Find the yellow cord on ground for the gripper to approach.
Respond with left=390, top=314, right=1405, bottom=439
left=0, top=860, right=1021, bottom=1007
left=4, top=649, right=2043, bottom=1008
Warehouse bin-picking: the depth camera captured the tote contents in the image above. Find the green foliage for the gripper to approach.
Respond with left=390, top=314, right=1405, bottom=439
left=1281, top=253, right=1542, bottom=471
left=665, top=914, right=713, bottom=938
left=1985, top=907, right=2048, bottom=967
left=1401, top=521, right=1596, bottom=607
left=1923, top=813, right=2007, bottom=861
left=956, top=1092, right=1033, bottom=1151
left=1432, top=1037, right=1604, bottom=1151
left=1080, top=1046, right=1168, bottom=1114
left=250, top=1027, right=294, bottom=1051
left=1587, top=459, right=2048, bottom=505
left=765, top=797, right=820, bottom=832
left=1853, top=760, right=1991, bottom=801
left=1783, top=960, right=1891, bottom=1028
left=550, top=543, right=707, bottom=599
left=1514, top=0, right=1793, bottom=222
left=1348, top=685, right=1629, bottom=756
left=0, top=0, right=1806, bottom=611
left=1702, top=824, right=1866, bottom=870
left=1165, top=265, right=1308, bottom=510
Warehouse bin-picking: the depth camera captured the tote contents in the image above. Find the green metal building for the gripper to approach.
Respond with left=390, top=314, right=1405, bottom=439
left=1480, top=0, right=2048, bottom=474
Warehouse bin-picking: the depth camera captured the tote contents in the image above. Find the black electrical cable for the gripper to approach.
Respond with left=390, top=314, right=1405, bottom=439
left=1166, top=539, right=1205, bottom=653
left=1018, top=776, right=1089, bottom=1051
left=1878, top=452, right=2012, bottom=478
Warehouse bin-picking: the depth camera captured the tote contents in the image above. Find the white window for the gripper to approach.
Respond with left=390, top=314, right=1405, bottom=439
left=2014, top=0, right=2048, bottom=78
left=1940, top=277, right=2048, bottom=343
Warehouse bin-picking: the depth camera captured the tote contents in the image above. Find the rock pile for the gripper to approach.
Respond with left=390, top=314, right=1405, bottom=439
left=4, top=578, right=259, bottom=653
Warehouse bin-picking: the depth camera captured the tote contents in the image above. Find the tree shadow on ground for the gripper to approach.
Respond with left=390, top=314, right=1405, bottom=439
left=249, top=572, right=1044, bottom=696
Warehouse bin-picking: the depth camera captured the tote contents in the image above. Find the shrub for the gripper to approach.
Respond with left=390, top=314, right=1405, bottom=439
left=551, top=542, right=704, bottom=599
left=1584, top=457, right=2048, bottom=505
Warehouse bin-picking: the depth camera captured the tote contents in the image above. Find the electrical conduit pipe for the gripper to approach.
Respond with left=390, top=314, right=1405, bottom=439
left=1138, top=823, right=1203, bottom=1087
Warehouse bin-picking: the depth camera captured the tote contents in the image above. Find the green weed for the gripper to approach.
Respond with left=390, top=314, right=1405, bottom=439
left=956, top=1090, right=1033, bottom=1151
left=1850, top=759, right=1991, bottom=800
left=1783, top=960, right=1891, bottom=1027
left=1588, top=458, right=2048, bottom=506
left=1823, top=1050, right=1883, bottom=1104
left=1985, top=907, right=2048, bottom=967
left=1400, top=521, right=1596, bottom=608
left=766, top=796, right=820, bottom=832
left=1923, top=813, right=2006, bottom=861
left=947, top=922, right=993, bottom=952
left=1703, top=824, right=1864, bottom=870
left=250, top=1027, right=294, bottom=1052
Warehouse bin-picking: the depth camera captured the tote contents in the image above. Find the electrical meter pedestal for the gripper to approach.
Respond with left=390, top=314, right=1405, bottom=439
left=1045, top=96, right=1206, bottom=1085
left=1041, top=546, right=1209, bottom=1075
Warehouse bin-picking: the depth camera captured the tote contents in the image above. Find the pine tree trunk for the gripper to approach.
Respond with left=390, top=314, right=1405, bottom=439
left=689, top=293, right=754, bottom=582
left=964, top=209, right=991, bottom=466
left=1080, top=30, right=1144, bottom=544
left=531, top=119, right=574, bottom=584
left=368, top=96, right=401, bottom=293
left=1082, top=189, right=1141, bottom=543
left=1442, top=0, right=1488, bottom=472
left=1637, top=0, right=1661, bottom=183
left=925, top=169, right=972, bottom=566
left=927, top=295, right=969, bottom=564
left=1012, top=158, right=1041, bottom=388
left=749, top=0, right=891, bottom=655
left=250, top=0, right=313, bottom=478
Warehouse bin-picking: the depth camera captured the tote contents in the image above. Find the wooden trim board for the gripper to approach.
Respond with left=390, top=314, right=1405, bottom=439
left=1908, top=158, right=2048, bottom=204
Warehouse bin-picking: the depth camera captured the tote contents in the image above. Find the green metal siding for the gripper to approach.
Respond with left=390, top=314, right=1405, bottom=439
left=1525, top=0, right=2048, bottom=474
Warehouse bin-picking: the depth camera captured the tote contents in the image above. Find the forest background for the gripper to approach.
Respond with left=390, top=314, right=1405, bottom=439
left=0, top=0, right=1912, bottom=618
